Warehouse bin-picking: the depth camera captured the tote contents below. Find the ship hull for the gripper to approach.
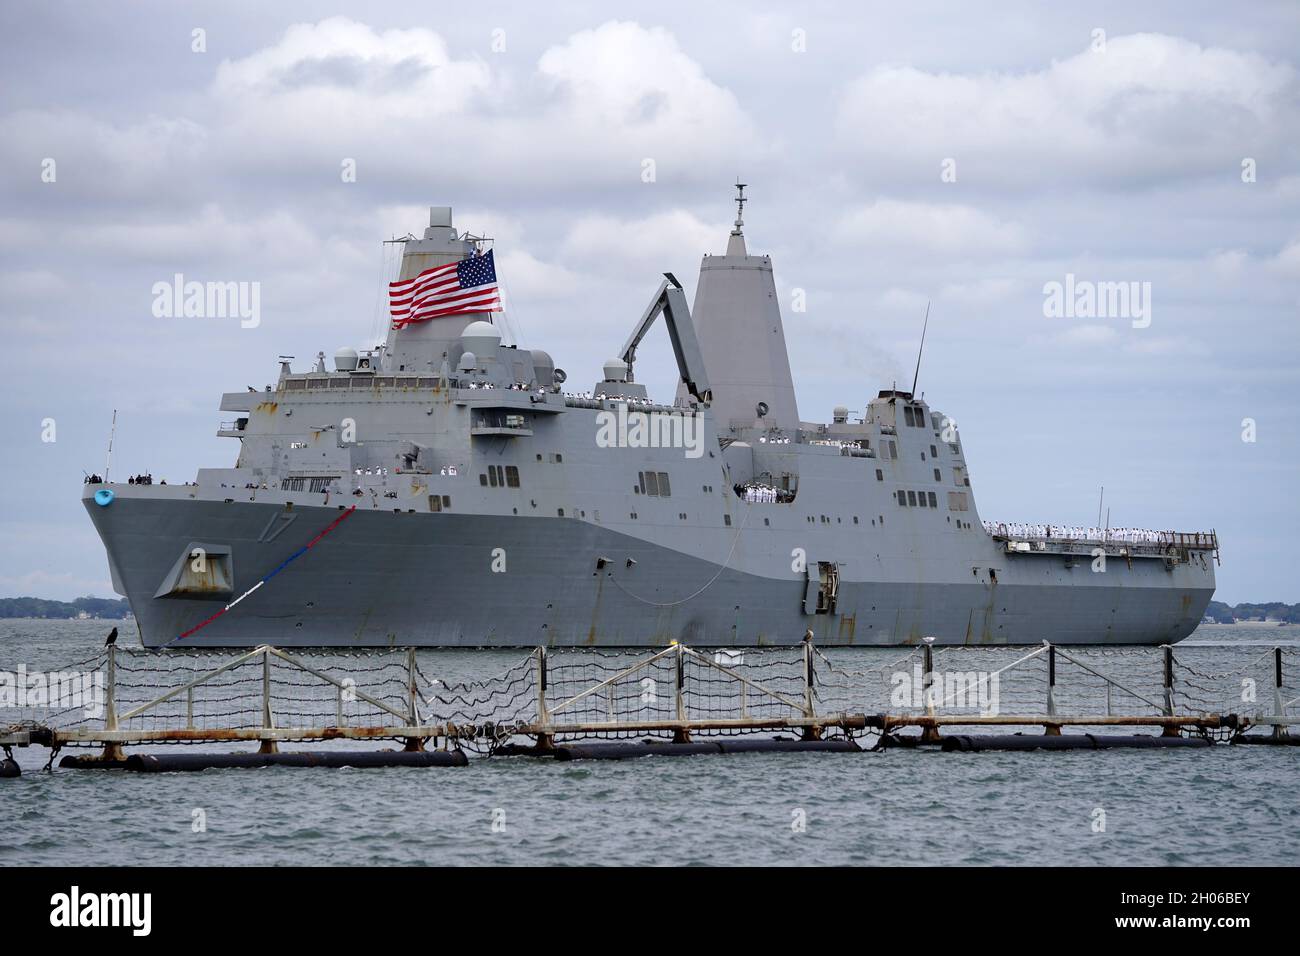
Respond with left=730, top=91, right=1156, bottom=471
left=86, top=490, right=1215, bottom=649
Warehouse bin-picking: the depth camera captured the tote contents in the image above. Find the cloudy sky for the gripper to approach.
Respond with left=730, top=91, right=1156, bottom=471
left=1, top=1, right=1296, bottom=604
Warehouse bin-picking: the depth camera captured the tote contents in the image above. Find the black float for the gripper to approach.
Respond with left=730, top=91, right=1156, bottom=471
left=113, top=750, right=468, bottom=772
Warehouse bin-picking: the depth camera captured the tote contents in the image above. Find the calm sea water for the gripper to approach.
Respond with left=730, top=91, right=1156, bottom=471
left=2, top=619, right=1297, bottom=866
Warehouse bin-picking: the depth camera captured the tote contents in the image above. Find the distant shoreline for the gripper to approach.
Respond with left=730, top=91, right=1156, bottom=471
left=0, top=596, right=132, bottom=620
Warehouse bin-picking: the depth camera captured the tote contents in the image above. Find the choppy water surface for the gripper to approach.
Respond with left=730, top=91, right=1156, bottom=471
left=2, top=620, right=1297, bottom=866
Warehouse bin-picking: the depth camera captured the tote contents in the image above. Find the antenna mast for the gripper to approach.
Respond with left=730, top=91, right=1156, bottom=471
left=104, top=409, right=117, bottom=483
left=732, top=179, right=747, bottom=234
left=910, top=301, right=930, bottom=396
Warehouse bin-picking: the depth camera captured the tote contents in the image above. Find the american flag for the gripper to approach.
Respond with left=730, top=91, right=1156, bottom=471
left=389, top=249, right=501, bottom=330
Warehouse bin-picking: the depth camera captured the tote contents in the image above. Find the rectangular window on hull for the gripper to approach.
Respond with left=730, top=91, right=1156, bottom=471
left=637, top=471, right=671, bottom=497
left=505, top=466, right=520, bottom=488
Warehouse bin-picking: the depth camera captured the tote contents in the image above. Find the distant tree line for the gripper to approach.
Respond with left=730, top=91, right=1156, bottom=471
left=1204, top=601, right=1300, bottom=624
left=0, top=596, right=132, bottom=619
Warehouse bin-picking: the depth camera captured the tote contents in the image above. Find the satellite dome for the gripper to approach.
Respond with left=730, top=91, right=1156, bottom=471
left=602, top=358, right=629, bottom=383
left=458, top=351, right=477, bottom=372
left=461, top=321, right=501, bottom=360
left=334, top=347, right=359, bottom=372
left=529, top=349, right=556, bottom=386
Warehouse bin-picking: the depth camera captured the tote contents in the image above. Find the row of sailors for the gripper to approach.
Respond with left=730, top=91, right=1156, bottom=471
left=465, top=382, right=543, bottom=391
left=564, top=391, right=655, bottom=403
left=737, top=483, right=793, bottom=504
left=983, top=521, right=1168, bottom=543
left=465, top=382, right=549, bottom=392
left=351, top=466, right=464, bottom=477
left=758, top=436, right=792, bottom=444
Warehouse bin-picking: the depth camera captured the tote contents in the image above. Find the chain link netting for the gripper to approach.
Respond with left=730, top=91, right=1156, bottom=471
left=5, top=642, right=1298, bottom=750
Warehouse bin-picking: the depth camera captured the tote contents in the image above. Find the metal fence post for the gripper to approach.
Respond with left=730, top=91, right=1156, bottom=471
left=407, top=648, right=418, bottom=726
left=403, top=647, right=423, bottom=752
left=1162, top=644, right=1174, bottom=717
left=673, top=642, right=690, bottom=742
left=104, top=644, right=117, bottom=732
left=535, top=646, right=549, bottom=724
left=101, top=643, right=123, bottom=762
left=1046, top=643, right=1057, bottom=717
left=803, top=639, right=816, bottom=719
left=675, top=643, right=686, bottom=722
left=535, top=646, right=553, bottom=750
left=1274, top=646, right=1288, bottom=739
left=923, top=640, right=935, bottom=716
left=259, top=647, right=277, bottom=754
left=921, top=637, right=940, bottom=742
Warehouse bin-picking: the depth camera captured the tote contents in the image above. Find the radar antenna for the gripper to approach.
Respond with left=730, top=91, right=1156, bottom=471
left=910, top=300, right=930, bottom=397
left=732, top=179, right=747, bottom=235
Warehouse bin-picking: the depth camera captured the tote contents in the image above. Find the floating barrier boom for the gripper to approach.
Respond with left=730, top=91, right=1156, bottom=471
left=1, top=640, right=1295, bottom=773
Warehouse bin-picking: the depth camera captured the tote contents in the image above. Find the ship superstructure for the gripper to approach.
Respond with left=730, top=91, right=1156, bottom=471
left=83, top=196, right=1218, bottom=647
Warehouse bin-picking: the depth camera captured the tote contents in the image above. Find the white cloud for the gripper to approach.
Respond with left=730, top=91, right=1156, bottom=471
left=561, top=209, right=727, bottom=275
left=205, top=18, right=756, bottom=188
left=1208, top=249, right=1249, bottom=277
left=0, top=110, right=207, bottom=203
left=938, top=277, right=1020, bottom=302
left=834, top=200, right=1026, bottom=257
left=836, top=33, right=1298, bottom=186
left=1124, top=335, right=1211, bottom=357
left=1268, top=239, right=1300, bottom=277
left=877, top=287, right=930, bottom=312
left=1054, top=324, right=1119, bottom=346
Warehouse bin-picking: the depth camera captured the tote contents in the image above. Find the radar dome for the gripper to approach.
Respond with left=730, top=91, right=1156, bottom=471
left=461, top=321, right=501, bottom=360
left=457, top=352, right=477, bottom=372
left=530, top=349, right=556, bottom=387
left=602, top=358, right=629, bottom=383
left=334, top=347, right=359, bottom=372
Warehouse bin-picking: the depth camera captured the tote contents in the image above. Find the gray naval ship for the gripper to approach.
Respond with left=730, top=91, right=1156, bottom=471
left=84, top=193, right=1218, bottom=648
